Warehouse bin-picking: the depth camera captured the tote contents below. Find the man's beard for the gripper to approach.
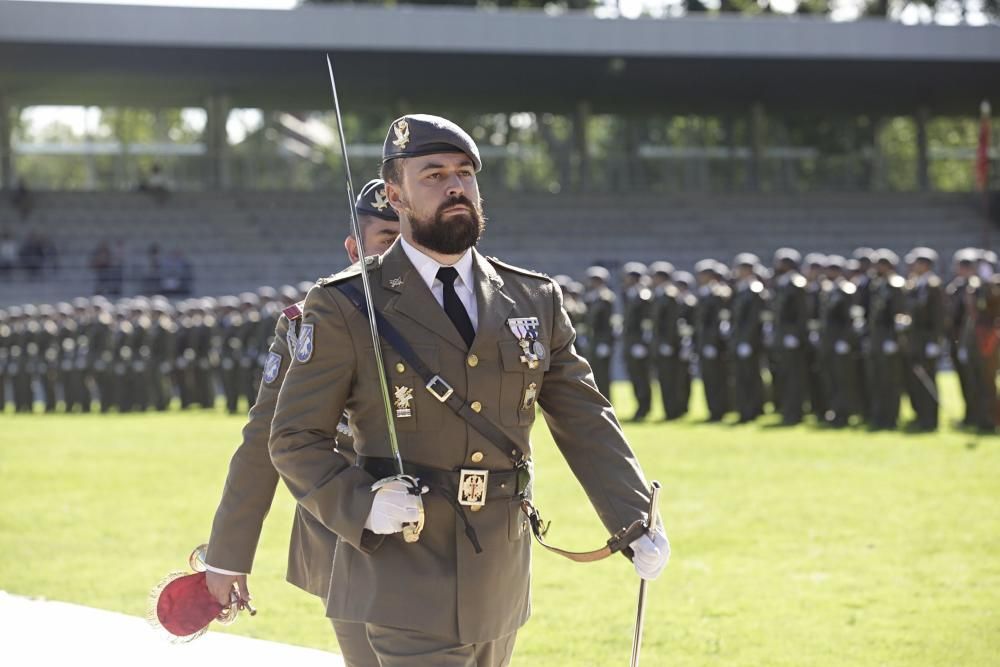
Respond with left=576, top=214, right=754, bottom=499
left=408, top=195, right=486, bottom=255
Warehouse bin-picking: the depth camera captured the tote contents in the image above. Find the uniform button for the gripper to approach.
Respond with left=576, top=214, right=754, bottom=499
left=470, top=401, right=482, bottom=413
left=470, top=451, right=484, bottom=463
left=470, top=504, right=482, bottom=512
left=395, top=362, right=405, bottom=373
left=467, top=354, right=479, bottom=367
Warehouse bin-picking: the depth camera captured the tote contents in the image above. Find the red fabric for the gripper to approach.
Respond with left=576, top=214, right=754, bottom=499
left=156, top=572, right=223, bottom=637
left=976, top=110, right=991, bottom=191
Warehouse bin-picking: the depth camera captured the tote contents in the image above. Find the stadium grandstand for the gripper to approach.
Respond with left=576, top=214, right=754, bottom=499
left=0, top=1, right=998, bottom=304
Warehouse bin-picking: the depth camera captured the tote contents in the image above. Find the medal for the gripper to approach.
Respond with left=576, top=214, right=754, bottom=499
left=521, top=382, right=538, bottom=411
left=394, top=385, right=414, bottom=419
left=508, top=317, right=542, bottom=369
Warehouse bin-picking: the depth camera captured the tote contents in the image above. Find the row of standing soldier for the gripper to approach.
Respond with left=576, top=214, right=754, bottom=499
left=564, top=246, right=1000, bottom=433
left=0, top=285, right=314, bottom=415
left=4, top=245, right=998, bottom=432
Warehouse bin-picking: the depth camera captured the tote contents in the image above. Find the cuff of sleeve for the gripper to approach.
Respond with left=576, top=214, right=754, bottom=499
left=204, top=563, right=247, bottom=576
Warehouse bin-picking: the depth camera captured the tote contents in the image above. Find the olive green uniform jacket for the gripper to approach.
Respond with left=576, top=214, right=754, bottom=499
left=268, top=241, right=652, bottom=644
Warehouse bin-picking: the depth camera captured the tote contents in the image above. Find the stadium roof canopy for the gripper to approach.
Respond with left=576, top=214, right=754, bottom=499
left=1, top=1, right=998, bottom=115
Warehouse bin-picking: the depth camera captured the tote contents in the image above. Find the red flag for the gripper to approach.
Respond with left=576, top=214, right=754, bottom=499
left=977, top=100, right=991, bottom=191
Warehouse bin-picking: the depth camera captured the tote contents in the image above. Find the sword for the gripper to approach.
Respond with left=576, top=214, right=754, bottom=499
left=911, top=364, right=940, bottom=406
left=630, top=480, right=661, bottom=667
left=325, top=54, right=423, bottom=543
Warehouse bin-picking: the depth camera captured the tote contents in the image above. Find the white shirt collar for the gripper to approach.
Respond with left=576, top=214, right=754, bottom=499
left=400, top=235, right=475, bottom=293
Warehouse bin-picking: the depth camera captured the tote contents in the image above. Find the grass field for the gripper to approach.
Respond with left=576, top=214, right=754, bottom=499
left=2, top=373, right=998, bottom=666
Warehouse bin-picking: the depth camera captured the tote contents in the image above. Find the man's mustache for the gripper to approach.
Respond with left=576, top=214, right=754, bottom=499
left=437, top=196, right=478, bottom=216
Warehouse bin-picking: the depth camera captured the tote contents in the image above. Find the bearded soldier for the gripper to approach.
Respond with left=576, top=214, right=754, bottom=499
left=268, top=115, right=669, bottom=667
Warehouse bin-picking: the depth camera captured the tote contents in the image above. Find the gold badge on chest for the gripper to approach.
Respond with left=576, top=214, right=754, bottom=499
left=394, top=385, right=414, bottom=419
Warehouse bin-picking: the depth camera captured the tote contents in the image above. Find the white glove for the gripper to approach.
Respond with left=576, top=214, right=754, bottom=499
left=364, top=478, right=424, bottom=535
left=736, top=342, right=752, bottom=359
left=658, top=343, right=674, bottom=357
left=630, top=343, right=648, bottom=359
left=882, top=340, right=898, bottom=355
left=596, top=343, right=611, bottom=359
left=783, top=335, right=799, bottom=350
left=809, top=331, right=821, bottom=346
left=957, top=347, right=969, bottom=363
left=834, top=340, right=850, bottom=356
left=631, top=528, right=670, bottom=581
left=701, top=344, right=718, bottom=360
left=925, top=342, right=941, bottom=358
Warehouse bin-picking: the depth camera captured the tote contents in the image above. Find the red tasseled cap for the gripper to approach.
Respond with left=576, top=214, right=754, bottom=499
left=155, top=572, right=223, bottom=637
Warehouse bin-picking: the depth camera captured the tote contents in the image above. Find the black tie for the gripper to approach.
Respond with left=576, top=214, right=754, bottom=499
left=437, top=266, right=476, bottom=349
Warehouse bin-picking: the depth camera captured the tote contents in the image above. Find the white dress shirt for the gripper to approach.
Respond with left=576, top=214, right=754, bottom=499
left=399, top=236, right=479, bottom=332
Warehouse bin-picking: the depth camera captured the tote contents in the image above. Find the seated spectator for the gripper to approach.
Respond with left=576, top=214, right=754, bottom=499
left=138, top=163, right=172, bottom=203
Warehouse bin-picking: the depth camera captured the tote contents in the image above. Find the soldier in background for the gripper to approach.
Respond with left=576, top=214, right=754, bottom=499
left=903, top=248, right=945, bottom=431
left=819, top=255, right=860, bottom=428
left=148, top=296, right=177, bottom=411
left=0, top=308, right=9, bottom=411
left=770, top=248, right=809, bottom=425
left=216, top=295, right=244, bottom=414
left=729, top=254, right=766, bottom=424
left=850, top=247, right=876, bottom=423
left=236, top=292, right=262, bottom=410
left=867, top=250, right=907, bottom=430
left=694, top=259, right=731, bottom=422
left=649, top=261, right=685, bottom=420
left=582, top=266, right=616, bottom=400
left=959, top=251, right=1000, bottom=432
left=946, top=249, right=979, bottom=428
left=37, top=304, right=61, bottom=412
left=803, top=253, right=828, bottom=420
left=621, top=262, right=653, bottom=421
left=668, top=271, right=696, bottom=418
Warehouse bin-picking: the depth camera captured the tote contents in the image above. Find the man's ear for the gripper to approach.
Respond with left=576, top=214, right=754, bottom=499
left=344, top=235, right=359, bottom=264
left=385, top=181, right=404, bottom=212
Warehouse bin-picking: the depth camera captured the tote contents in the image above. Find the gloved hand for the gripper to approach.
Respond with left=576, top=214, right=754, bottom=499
left=925, top=342, right=941, bottom=358
left=630, top=527, right=670, bottom=581
left=364, top=477, right=425, bottom=535
left=596, top=343, right=611, bottom=359
left=658, top=343, right=674, bottom=357
left=701, top=344, right=718, bottom=360
left=882, top=340, right=899, bottom=355
left=736, top=342, right=752, bottom=359
left=834, top=340, right=850, bottom=356
left=783, top=334, right=799, bottom=349
left=630, top=343, right=648, bottom=359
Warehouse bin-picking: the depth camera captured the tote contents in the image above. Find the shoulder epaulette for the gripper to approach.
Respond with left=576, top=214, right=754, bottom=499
left=316, top=256, right=379, bottom=288
left=486, top=256, right=549, bottom=281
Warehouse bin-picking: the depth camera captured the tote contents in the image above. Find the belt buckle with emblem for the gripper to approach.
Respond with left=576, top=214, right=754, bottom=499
left=458, top=469, right=488, bottom=508
left=507, top=317, right=544, bottom=370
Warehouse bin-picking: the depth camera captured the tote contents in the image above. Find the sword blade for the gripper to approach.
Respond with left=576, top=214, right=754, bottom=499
left=630, top=480, right=661, bottom=667
left=325, top=54, right=404, bottom=475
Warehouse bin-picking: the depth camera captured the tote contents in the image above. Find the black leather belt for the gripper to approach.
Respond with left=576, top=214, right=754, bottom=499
left=358, top=456, right=529, bottom=501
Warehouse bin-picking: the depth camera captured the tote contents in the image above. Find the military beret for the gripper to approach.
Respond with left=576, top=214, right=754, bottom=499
left=552, top=274, right=573, bottom=288
left=586, top=266, right=610, bottom=282
left=199, top=297, right=218, bottom=311
left=672, top=271, right=694, bottom=286
left=239, top=291, right=260, bottom=306
left=279, top=284, right=300, bottom=303
left=382, top=115, right=482, bottom=173
left=852, top=247, right=876, bottom=262
left=904, top=247, right=938, bottom=265
left=56, top=302, right=74, bottom=317
left=218, top=295, right=240, bottom=310
left=825, top=255, right=847, bottom=269
left=567, top=280, right=584, bottom=296
left=845, top=259, right=861, bottom=272
left=8, top=306, right=24, bottom=319
left=256, top=286, right=278, bottom=301
left=649, top=261, right=675, bottom=277
left=773, top=248, right=802, bottom=266
left=953, top=248, right=978, bottom=265
left=694, top=259, right=717, bottom=275
left=733, top=253, right=760, bottom=268
left=622, top=261, right=648, bottom=276
left=803, top=253, right=827, bottom=267
left=874, top=249, right=900, bottom=266
left=38, top=304, right=56, bottom=318
left=72, top=297, right=91, bottom=310
left=297, top=280, right=315, bottom=296
left=713, top=261, right=730, bottom=277
left=356, top=179, right=399, bottom=222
